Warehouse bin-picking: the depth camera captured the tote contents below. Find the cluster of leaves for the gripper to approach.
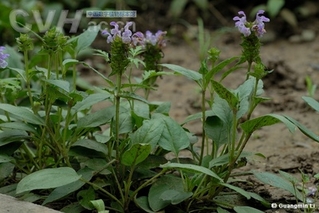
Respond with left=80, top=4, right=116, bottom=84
left=1, top=22, right=319, bottom=213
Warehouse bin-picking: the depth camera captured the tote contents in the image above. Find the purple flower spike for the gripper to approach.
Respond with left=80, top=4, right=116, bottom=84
left=233, top=11, right=251, bottom=37
left=254, top=10, right=270, bottom=37
left=122, top=22, right=133, bottom=44
left=0, top=46, right=9, bottom=68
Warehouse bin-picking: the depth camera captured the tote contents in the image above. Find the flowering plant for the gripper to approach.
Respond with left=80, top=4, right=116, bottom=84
left=0, top=10, right=318, bottom=213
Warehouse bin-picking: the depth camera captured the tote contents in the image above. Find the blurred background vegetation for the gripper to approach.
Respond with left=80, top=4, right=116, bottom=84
left=0, top=0, right=318, bottom=45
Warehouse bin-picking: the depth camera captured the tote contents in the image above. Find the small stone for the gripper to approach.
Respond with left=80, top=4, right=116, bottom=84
left=289, top=35, right=302, bottom=43
left=301, top=29, right=316, bottom=42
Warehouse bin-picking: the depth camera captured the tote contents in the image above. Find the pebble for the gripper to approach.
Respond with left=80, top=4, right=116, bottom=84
left=289, top=29, right=316, bottom=43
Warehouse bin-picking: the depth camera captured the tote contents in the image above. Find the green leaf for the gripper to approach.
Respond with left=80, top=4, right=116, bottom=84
left=153, top=102, right=171, bottom=115
left=205, top=56, right=239, bottom=87
left=283, top=115, right=319, bottom=142
left=0, top=154, right=13, bottom=163
left=182, top=110, right=214, bottom=125
left=168, top=0, right=188, bottom=17
left=0, top=130, right=29, bottom=146
left=72, top=139, right=108, bottom=155
left=46, top=79, right=70, bottom=94
left=77, top=187, right=95, bottom=210
left=234, top=77, right=256, bottom=119
left=241, top=115, right=282, bottom=135
left=135, top=196, right=155, bottom=213
left=0, top=163, right=15, bottom=182
left=77, top=106, right=114, bottom=129
left=0, top=104, right=44, bottom=125
left=130, top=119, right=164, bottom=150
left=217, top=207, right=231, bottom=213
left=121, top=143, right=151, bottom=166
left=8, top=67, right=26, bottom=82
left=303, top=96, right=319, bottom=112
left=72, top=93, right=110, bottom=112
left=62, top=59, right=79, bottom=70
left=148, top=175, right=192, bottom=211
left=160, top=163, right=222, bottom=181
left=211, top=80, right=238, bottom=109
left=267, top=0, right=285, bottom=17
left=221, top=183, right=250, bottom=199
left=161, top=64, right=202, bottom=82
left=90, top=199, right=108, bottom=213
left=74, top=26, right=99, bottom=54
left=43, top=167, right=94, bottom=205
left=205, top=116, right=229, bottom=147
left=154, top=114, right=190, bottom=155
left=0, top=122, right=37, bottom=134
left=234, top=206, right=264, bottom=213
left=16, top=167, right=81, bottom=194
left=253, top=171, right=303, bottom=201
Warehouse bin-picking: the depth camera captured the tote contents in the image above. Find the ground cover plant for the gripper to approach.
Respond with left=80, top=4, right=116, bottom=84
left=1, top=9, right=319, bottom=213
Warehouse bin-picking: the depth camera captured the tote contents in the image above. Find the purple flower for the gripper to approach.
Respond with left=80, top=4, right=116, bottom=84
left=253, top=10, right=270, bottom=37
left=132, top=32, right=144, bottom=46
left=233, top=10, right=270, bottom=38
left=0, top=46, right=9, bottom=68
left=144, top=30, right=167, bottom=47
left=233, top=11, right=251, bottom=37
left=101, top=21, right=133, bottom=44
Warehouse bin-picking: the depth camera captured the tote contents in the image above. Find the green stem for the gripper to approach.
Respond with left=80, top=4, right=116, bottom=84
left=246, top=77, right=259, bottom=120
left=115, top=73, right=122, bottom=162
left=24, top=50, right=34, bottom=111
left=199, top=89, right=206, bottom=165
left=82, top=178, right=123, bottom=208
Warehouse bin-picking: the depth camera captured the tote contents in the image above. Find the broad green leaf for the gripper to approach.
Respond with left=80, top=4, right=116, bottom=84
left=234, top=206, right=264, bottom=213
left=148, top=175, right=191, bottom=211
left=135, top=196, right=155, bottom=213
left=211, top=80, right=238, bottom=109
left=0, top=163, right=15, bottom=182
left=77, top=106, right=115, bottom=128
left=121, top=143, right=151, bottom=166
left=154, top=114, right=190, bottom=155
left=161, top=64, right=202, bottom=82
left=211, top=95, right=233, bottom=136
left=132, top=101, right=150, bottom=119
left=0, top=104, right=44, bottom=125
left=0, top=122, right=37, bottom=134
left=118, top=111, right=133, bottom=134
left=253, top=171, right=303, bottom=201
left=0, top=154, right=13, bottom=163
left=234, top=77, right=255, bottom=119
left=16, top=167, right=81, bottom=194
left=267, top=0, right=285, bottom=17
left=72, top=93, right=110, bottom=112
left=205, top=115, right=229, bottom=147
left=74, top=26, right=99, bottom=54
left=72, top=139, right=108, bottom=155
left=46, top=79, right=70, bottom=93
left=160, top=189, right=192, bottom=205
left=130, top=119, right=164, bottom=150
left=284, top=115, right=319, bottom=142
left=160, top=162, right=222, bottom=181
left=240, top=115, right=282, bottom=135
left=153, top=102, right=171, bottom=115
left=303, top=96, right=319, bottom=112
left=43, top=167, right=94, bottom=205
left=0, top=130, right=29, bottom=146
